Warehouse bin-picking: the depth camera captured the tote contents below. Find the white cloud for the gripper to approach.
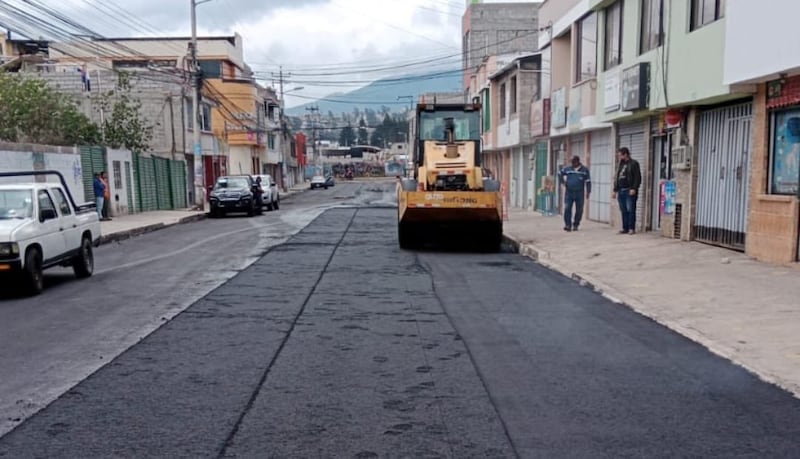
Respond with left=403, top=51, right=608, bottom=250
left=17, top=1, right=543, bottom=105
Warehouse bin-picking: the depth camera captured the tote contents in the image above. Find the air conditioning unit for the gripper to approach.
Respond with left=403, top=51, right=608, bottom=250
left=672, top=145, right=692, bottom=170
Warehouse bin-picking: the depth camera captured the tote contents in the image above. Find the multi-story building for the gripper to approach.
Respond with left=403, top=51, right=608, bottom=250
left=589, top=0, right=751, bottom=244
left=481, top=54, right=543, bottom=209
left=539, top=0, right=615, bottom=223
left=259, top=85, right=283, bottom=183
left=461, top=2, right=543, bottom=210
left=50, top=34, right=271, bottom=197
left=462, top=2, right=542, bottom=90
left=724, top=0, right=800, bottom=263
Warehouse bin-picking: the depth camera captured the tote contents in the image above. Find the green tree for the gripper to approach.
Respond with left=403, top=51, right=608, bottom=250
left=369, top=128, right=385, bottom=148
left=357, top=118, right=369, bottom=145
left=0, top=73, right=99, bottom=146
left=94, top=72, right=153, bottom=152
left=339, top=124, right=355, bottom=146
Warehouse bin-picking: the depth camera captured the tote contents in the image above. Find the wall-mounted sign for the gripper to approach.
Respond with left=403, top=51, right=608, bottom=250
left=604, top=69, right=621, bottom=112
left=531, top=99, right=544, bottom=137
left=621, top=62, right=649, bottom=111
left=551, top=87, right=566, bottom=129
left=531, top=99, right=551, bottom=137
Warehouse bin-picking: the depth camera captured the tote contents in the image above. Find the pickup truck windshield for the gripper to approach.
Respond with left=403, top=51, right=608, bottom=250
left=0, top=190, right=34, bottom=219
left=214, top=178, right=250, bottom=190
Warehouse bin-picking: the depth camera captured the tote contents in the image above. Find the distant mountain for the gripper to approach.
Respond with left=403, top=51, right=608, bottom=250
left=286, top=69, right=462, bottom=116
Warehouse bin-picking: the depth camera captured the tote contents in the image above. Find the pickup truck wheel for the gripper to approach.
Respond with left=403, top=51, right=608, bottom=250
left=266, top=201, right=274, bottom=211
left=72, top=236, right=94, bottom=278
left=274, top=198, right=280, bottom=210
left=23, top=248, right=44, bottom=295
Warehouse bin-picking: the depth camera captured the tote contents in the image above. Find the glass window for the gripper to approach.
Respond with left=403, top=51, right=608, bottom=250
left=770, top=108, right=800, bottom=195
left=510, top=76, right=518, bottom=114
left=213, top=177, right=250, bottom=190
left=201, top=103, right=212, bottom=131
left=199, top=60, right=222, bottom=79
left=51, top=188, right=72, bottom=215
left=691, top=0, right=724, bottom=31
left=419, top=110, right=481, bottom=141
left=640, top=0, right=663, bottom=54
left=482, top=88, right=491, bottom=131
left=38, top=190, right=57, bottom=216
left=500, top=83, right=507, bottom=119
left=0, top=190, right=34, bottom=219
left=604, top=1, right=623, bottom=70
left=576, top=12, right=598, bottom=82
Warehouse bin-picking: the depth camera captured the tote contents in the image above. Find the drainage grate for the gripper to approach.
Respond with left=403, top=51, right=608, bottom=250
left=673, top=203, right=683, bottom=239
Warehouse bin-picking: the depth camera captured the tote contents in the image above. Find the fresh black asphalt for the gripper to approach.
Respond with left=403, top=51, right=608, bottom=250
left=2, top=206, right=799, bottom=458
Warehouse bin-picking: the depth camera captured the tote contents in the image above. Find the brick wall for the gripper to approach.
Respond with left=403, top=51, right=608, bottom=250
left=466, top=3, right=541, bottom=74
left=38, top=70, right=191, bottom=159
left=746, top=84, right=800, bottom=263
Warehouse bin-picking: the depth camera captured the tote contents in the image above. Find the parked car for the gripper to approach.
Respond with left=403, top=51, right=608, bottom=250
left=310, top=175, right=328, bottom=190
left=254, top=174, right=280, bottom=211
left=324, top=176, right=335, bottom=187
left=0, top=171, right=101, bottom=295
left=208, top=175, right=262, bottom=218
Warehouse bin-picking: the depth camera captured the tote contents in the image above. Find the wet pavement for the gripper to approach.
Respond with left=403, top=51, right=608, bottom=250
left=2, top=183, right=800, bottom=458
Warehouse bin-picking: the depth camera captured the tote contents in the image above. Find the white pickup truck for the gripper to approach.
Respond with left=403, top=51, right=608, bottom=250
left=0, top=171, right=101, bottom=295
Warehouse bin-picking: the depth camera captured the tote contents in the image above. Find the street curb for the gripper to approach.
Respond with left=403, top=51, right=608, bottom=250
left=502, top=233, right=800, bottom=399
left=98, top=214, right=207, bottom=246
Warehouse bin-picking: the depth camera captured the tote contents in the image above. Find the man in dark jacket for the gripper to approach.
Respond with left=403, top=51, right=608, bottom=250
left=613, top=147, right=642, bottom=234
left=559, top=155, right=591, bottom=232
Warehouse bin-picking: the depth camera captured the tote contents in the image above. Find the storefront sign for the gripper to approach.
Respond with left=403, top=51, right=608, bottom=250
left=604, top=69, right=621, bottom=112
left=530, top=99, right=550, bottom=137
left=621, top=63, right=649, bottom=111
left=552, top=87, right=567, bottom=128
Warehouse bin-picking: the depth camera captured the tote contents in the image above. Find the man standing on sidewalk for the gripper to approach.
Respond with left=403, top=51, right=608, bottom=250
left=93, top=173, right=105, bottom=220
left=613, top=147, right=641, bottom=234
left=559, top=155, right=591, bottom=232
left=100, top=171, right=112, bottom=221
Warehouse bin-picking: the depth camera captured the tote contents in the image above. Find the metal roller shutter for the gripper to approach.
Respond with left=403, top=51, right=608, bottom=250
left=616, top=120, right=647, bottom=232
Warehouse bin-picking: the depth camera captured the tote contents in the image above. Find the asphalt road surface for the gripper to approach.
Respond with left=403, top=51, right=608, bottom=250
left=2, top=179, right=800, bottom=458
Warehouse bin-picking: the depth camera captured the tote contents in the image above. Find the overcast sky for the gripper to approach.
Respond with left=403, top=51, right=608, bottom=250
left=8, top=0, right=535, bottom=107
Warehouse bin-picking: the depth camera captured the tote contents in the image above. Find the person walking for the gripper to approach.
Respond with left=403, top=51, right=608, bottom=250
left=613, top=147, right=642, bottom=234
left=92, top=173, right=105, bottom=220
left=100, top=171, right=112, bottom=221
left=559, top=155, right=591, bottom=232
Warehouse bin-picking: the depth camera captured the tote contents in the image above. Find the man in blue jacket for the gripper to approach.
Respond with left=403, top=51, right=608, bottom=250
left=93, top=173, right=105, bottom=219
left=560, top=155, right=591, bottom=232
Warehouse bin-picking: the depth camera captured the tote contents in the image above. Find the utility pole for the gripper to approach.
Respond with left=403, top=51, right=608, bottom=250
left=190, top=0, right=204, bottom=208
left=305, top=105, right=320, bottom=173
left=271, top=66, right=293, bottom=189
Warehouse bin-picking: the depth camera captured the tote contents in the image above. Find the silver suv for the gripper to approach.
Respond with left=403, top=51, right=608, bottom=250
left=254, top=175, right=280, bottom=211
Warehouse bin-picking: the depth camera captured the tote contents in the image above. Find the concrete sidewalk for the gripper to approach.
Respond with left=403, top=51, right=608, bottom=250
left=99, top=186, right=307, bottom=245
left=503, top=208, right=800, bottom=397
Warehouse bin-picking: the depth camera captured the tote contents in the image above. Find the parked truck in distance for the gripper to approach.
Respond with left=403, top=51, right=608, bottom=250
left=0, top=171, right=101, bottom=295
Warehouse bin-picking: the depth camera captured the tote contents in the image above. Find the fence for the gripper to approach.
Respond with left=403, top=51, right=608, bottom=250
left=79, top=146, right=187, bottom=212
